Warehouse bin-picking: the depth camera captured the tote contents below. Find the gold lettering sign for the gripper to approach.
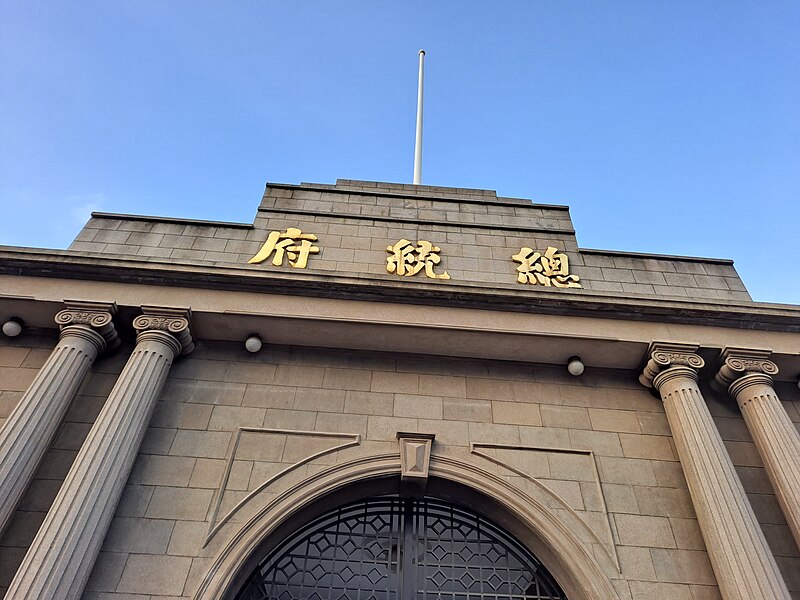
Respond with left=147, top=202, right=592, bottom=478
left=512, top=246, right=581, bottom=288
left=246, top=228, right=583, bottom=290
left=248, top=227, right=320, bottom=268
left=386, top=239, right=450, bottom=280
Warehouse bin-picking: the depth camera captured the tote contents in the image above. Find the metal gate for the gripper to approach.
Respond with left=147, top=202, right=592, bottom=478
left=237, top=496, right=567, bottom=600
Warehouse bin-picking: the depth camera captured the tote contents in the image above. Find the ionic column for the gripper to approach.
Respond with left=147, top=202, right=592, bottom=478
left=0, top=301, right=118, bottom=536
left=6, top=307, right=193, bottom=600
left=640, top=342, right=790, bottom=600
left=716, top=347, right=800, bottom=551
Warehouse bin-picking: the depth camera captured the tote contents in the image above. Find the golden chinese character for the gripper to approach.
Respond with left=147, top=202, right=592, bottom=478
left=248, top=227, right=320, bottom=268
left=511, top=246, right=581, bottom=288
left=386, top=239, right=450, bottom=280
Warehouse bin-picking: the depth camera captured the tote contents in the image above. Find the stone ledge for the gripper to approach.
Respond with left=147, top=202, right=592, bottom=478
left=2, top=248, right=799, bottom=334
left=335, top=178, right=498, bottom=196
left=258, top=206, right=576, bottom=235
left=266, top=181, right=570, bottom=210
left=90, top=212, right=253, bottom=230
left=580, top=247, right=734, bottom=266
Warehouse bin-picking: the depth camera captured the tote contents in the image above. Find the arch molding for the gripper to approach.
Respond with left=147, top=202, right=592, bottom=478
left=192, top=452, right=621, bottom=600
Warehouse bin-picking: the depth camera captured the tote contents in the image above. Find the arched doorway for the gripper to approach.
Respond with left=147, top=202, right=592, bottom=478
left=235, top=495, right=568, bottom=600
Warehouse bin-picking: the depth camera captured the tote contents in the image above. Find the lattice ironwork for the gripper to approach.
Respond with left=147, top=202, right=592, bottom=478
left=237, top=496, right=568, bottom=600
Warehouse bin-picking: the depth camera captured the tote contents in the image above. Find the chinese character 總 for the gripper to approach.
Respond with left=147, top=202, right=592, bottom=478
left=511, top=246, right=581, bottom=288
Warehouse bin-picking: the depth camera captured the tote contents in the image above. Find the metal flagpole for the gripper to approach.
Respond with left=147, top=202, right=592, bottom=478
left=413, top=49, right=425, bottom=185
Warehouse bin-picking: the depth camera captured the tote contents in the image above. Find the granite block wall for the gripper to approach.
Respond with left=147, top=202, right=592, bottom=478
left=66, top=180, right=751, bottom=302
left=2, top=337, right=798, bottom=599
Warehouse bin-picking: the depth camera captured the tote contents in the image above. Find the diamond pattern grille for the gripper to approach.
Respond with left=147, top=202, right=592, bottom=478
left=236, top=496, right=567, bottom=600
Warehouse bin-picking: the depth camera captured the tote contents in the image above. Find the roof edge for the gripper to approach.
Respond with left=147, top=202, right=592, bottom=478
left=579, top=247, right=734, bottom=265
left=1, top=247, right=797, bottom=332
left=265, top=182, right=571, bottom=211
left=90, top=212, right=253, bottom=229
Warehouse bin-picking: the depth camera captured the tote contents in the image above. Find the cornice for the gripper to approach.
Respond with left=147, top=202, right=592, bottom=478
left=578, top=247, right=734, bottom=266
left=90, top=212, right=253, bottom=229
left=257, top=206, right=576, bottom=235
left=264, top=181, right=571, bottom=210
left=1, top=247, right=799, bottom=333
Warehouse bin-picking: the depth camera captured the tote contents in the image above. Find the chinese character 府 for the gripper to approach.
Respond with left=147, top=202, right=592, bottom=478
left=248, top=227, right=320, bottom=269
left=386, top=239, right=450, bottom=280
left=511, top=246, right=581, bottom=288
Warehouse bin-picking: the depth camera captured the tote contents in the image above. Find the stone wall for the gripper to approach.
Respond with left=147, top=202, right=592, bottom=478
left=66, top=180, right=751, bottom=302
left=2, top=336, right=798, bottom=599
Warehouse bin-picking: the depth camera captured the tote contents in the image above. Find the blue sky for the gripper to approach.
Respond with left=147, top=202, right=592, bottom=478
left=1, top=2, right=798, bottom=304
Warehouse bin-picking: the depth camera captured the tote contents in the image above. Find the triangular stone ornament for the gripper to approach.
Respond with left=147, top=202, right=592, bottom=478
left=204, top=428, right=360, bottom=544
left=397, top=432, right=435, bottom=496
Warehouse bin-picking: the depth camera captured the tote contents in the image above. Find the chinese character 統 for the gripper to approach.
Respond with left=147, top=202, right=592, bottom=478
left=386, top=239, right=450, bottom=280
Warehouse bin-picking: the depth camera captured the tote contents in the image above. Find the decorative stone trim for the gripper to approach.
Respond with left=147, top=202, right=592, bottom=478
left=715, top=347, right=779, bottom=394
left=397, top=432, right=435, bottom=496
left=55, top=299, right=119, bottom=351
left=192, top=452, right=621, bottom=600
left=133, top=305, right=194, bottom=355
left=205, top=428, right=361, bottom=544
left=471, top=442, right=620, bottom=573
left=639, top=341, right=704, bottom=389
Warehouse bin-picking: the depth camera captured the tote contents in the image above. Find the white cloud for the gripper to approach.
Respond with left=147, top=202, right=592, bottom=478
left=67, top=193, right=105, bottom=227
left=0, top=190, right=106, bottom=249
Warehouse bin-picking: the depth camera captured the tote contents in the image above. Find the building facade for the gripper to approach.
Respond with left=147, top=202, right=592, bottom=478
left=0, top=179, right=798, bottom=600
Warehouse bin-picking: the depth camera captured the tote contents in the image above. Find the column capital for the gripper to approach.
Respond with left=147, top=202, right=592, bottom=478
left=54, top=300, right=119, bottom=352
left=715, top=347, right=779, bottom=395
left=132, top=306, right=195, bottom=355
left=639, top=341, right=705, bottom=390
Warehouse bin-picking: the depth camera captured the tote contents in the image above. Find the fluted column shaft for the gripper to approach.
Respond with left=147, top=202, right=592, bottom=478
left=717, top=349, right=800, bottom=551
left=6, top=308, right=192, bottom=600
left=641, top=343, right=790, bottom=600
left=0, top=303, right=117, bottom=536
